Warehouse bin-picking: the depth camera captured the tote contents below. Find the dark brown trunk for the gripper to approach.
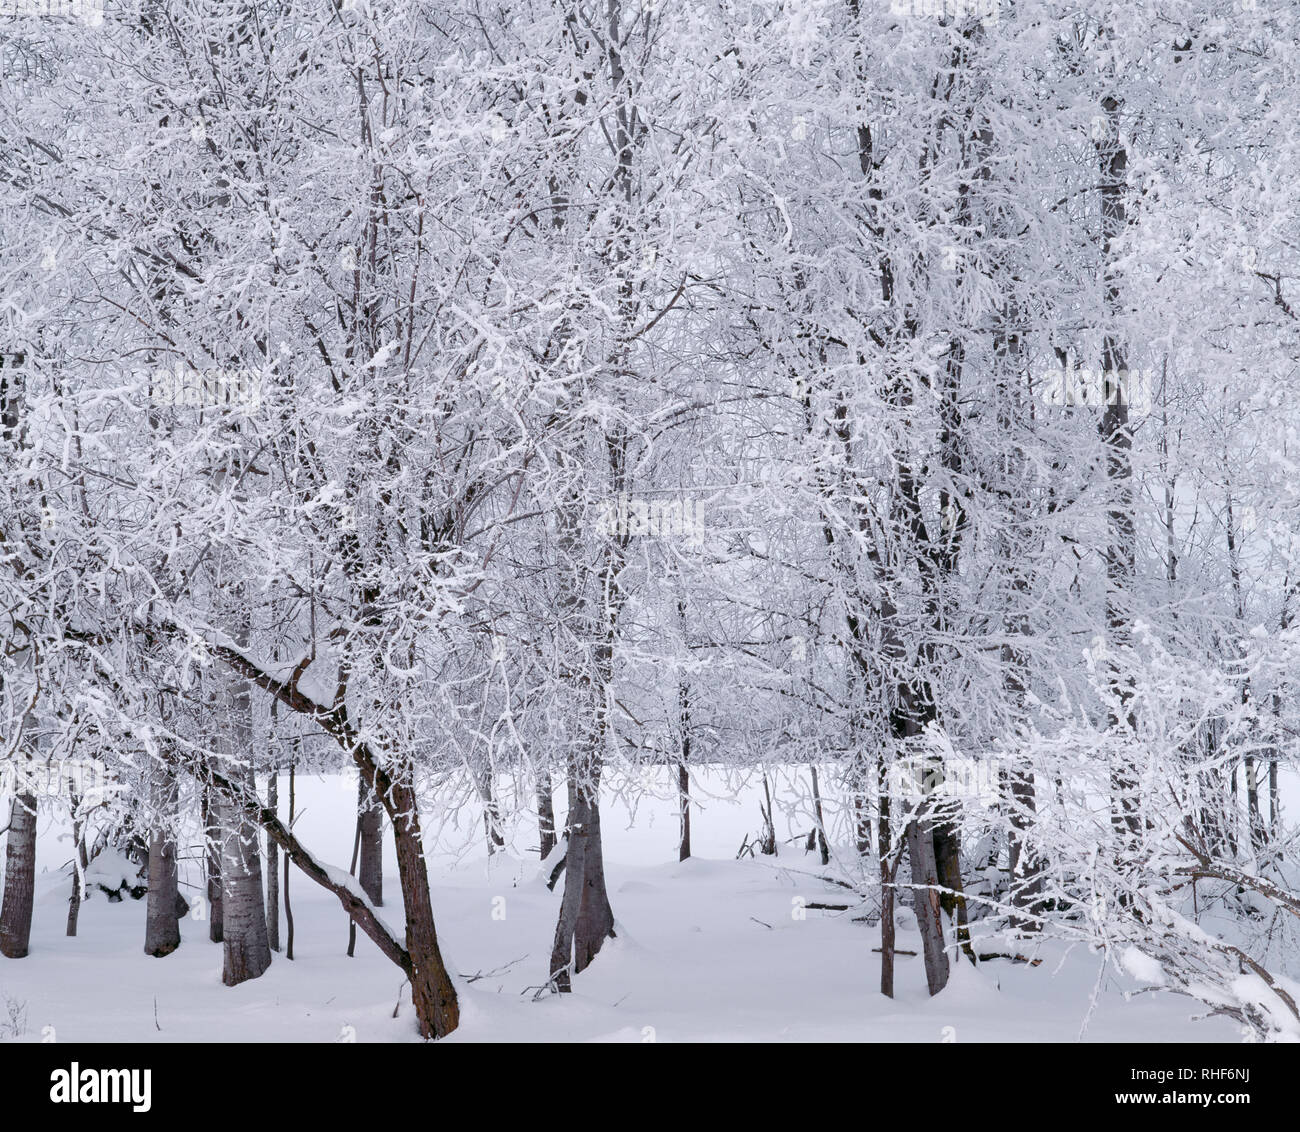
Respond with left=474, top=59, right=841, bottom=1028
left=388, top=773, right=459, bottom=1039
left=358, top=774, right=383, bottom=905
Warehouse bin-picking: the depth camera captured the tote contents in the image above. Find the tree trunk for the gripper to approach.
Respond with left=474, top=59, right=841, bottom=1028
left=0, top=790, right=37, bottom=959
left=358, top=773, right=383, bottom=905
left=476, top=768, right=504, bottom=858
left=221, top=789, right=271, bottom=984
left=549, top=765, right=616, bottom=991
left=266, top=770, right=280, bottom=952
left=906, top=808, right=950, bottom=996
left=678, top=679, right=692, bottom=862
left=202, top=783, right=224, bottom=943
left=759, top=772, right=777, bottom=856
left=387, top=770, right=459, bottom=1039
left=810, top=765, right=828, bottom=866
left=284, top=755, right=295, bottom=961
left=144, top=765, right=182, bottom=957
left=1, top=665, right=37, bottom=959
left=678, top=760, right=691, bottom=863
left=933, top=818, right=973, bottom=960
left=189, top=739, right=458, bottom=1038
left=1096, top=88, right=1142, bottom=853
left=878, top=751, right=895, bottom=998
left=65, top=778, right=88, bottom=938
left=538, top=769, right=557, bottom=860
left=220, top=748, right=271, bottom=985
left=347, top=806, right=362, bottom=958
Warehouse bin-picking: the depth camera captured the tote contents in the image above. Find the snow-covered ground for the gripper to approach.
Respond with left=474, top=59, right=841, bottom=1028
left=0, top=768, right=1241, bottom=1042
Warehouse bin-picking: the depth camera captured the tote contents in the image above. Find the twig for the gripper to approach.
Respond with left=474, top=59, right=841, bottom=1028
left=460, top=954, right=529, bottom=984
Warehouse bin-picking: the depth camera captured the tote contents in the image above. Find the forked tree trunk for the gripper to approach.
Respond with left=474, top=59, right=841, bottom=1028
left=547, top=473, right=618, bottom=988
left=189, top=725, right=458, bottom=1038
left=549, top=764, right=616, bottom=991
left=895, top=687, right=950, bottom=996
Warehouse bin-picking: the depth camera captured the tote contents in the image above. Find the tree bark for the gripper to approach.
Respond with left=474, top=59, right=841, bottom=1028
left=284, top=755, right=295, bottom=960
left=387, top=768, right=459, bottom=1038
left=0, top=789, right=37, bottom=959
left=202, top=783, right=224, bottom=943
left=65, top=778, right=89, bottom=938
left=1096, top=87, right=1142, bottom=852
left=549, top=765, right=616, bottom=991
left=195, top=639, right=460, bottom=1036
left=878, top=752, right=895, bottom=998
left=537, top=769, right=557, bottom=860
left=678, top=680, right=692, bottom=862
left=144, top=765, right=182, bottom=957
left=905, top=807, right=950, bottom=997
left=266, top=770, right=280, bottom=951
left=358, top=773, right=383, bottom=905
left=220, top=769, right=272, bottom=985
